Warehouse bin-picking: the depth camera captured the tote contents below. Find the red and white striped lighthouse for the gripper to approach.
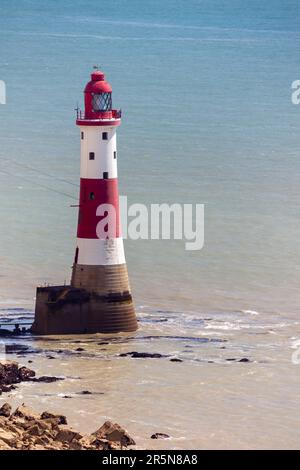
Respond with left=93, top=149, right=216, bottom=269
left=32, top=69, right=137, bottom=335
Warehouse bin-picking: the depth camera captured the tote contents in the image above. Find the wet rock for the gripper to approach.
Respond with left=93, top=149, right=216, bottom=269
left=0, top=361, right=20, bottom=386
left=0, top=403, right=12, bottom=417
left=151, top=433, right=170, bottom=439
left=5, top=344, right=29, bottom=354
left=170, top=358, right=183, bottom=362
left=18, top=366, right=36, bottom=381
left=239, top=358, right=251, bottom=363
left=93, top=421, right=135, bottom=446
left=0, top=360, right=64, bottom=394
left=31, top=376, right=64, bottom=383
left=119, top=351, right=168, bottom=359
left=0, top=329, right=13, bottom=337
left=75, top=347, right=85, bottom=352
left=1, top=384, right=16, bottom=393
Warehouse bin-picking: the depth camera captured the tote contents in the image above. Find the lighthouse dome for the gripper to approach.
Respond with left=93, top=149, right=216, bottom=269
left=82, top=70, right=113, bottom=118
left=85, top=70, right=112, bottom=94
left=77, top=69, right=121, bottom=124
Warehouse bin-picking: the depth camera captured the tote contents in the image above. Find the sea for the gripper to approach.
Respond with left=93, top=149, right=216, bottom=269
left=0, top=0, right=299, bottom=449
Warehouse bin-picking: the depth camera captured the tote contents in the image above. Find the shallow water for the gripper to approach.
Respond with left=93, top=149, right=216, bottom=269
left=1, top=306, right=300, bottom=449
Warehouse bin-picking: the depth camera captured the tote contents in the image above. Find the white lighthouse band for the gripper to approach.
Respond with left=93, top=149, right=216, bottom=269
left=79, top=125, right=118, bottom=179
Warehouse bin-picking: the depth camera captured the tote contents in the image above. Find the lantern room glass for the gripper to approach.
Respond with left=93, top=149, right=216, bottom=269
left=92, top=93, right=112, bottom=112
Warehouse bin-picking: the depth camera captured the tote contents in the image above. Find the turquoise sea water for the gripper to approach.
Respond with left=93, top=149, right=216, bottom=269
left=0, top=0, right=300, bottom=450
left=0, top=0, right=299, bottom=315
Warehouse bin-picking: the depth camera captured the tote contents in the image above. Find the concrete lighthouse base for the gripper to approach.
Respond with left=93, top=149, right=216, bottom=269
left=31, top=285, right=137, bottom=335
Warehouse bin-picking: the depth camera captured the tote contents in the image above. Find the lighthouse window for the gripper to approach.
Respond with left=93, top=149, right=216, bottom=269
left=103, top=172, right=109, bottom=179
left=114, top=151, right=117, bottom=159
left=81, top=132, right=84, bottom=140
left=89, top=192, right=95, bottom=200
left=89, top=152, right=95, bottom=160
left=102, top=132, right=108, bottom=140
left=92, top=93, right=112, bottom=112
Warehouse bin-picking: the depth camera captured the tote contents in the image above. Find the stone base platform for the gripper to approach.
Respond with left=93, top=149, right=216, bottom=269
left=31, top=285, right=138, bottom=335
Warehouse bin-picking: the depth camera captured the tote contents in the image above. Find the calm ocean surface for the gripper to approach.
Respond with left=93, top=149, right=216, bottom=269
left=0, top=0, right=300, bottom=449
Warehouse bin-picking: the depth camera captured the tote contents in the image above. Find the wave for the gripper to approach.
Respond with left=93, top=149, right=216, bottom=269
left=0, top=30, right=287, bottom=44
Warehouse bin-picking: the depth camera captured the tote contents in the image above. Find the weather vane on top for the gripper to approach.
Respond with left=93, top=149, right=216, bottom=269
left=93, top=65, right=100, bottom=70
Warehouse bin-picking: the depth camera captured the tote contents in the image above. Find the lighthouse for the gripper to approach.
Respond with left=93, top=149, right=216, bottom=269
left=32, top=70, right=138, bottom=335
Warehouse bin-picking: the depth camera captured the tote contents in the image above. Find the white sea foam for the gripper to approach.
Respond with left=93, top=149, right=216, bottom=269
left=242, top=310, right=260, bottom=315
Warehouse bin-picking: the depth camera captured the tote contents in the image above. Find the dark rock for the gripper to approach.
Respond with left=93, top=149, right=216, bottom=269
left=239, top=358, right=251, bottom=363
left=226, top=358, right=236, bottom=361
left=119, top=351, right=168, bottom=359
left=151, top=433, right=170, bottom=440
left=78, top=390, right=92, bottom=395
left=18, top=366, right=36, bottom=381
left=62, top=395, right=72, bottom=399
left=1, top=384, right=16, bottom=393
left=5, top=344, right=29, bottom=354
left=0, top=328, right=13, bottom=337
left=56, top=426, right=83, bottom=444
left=47, top=355, right=55, bottom=360
left=31, top=376, right=64, bottom=383
left=93, top=421, right=135, bottom=446
left=75, top=348, right=85, bottom=352
left=170, top=358, right=183, bottom=362
left=0, top=361, right=20, bottom=386
left=41, top=411, right=67, bottom=425
left=0, top=403, right=12, bottom=417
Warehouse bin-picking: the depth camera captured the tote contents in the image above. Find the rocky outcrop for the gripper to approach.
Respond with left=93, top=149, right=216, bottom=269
left=0, top=361, right=64, bottom=394
left=0, top=404, right=135, bottom=450
left=93, top=421, right=136, bottom=446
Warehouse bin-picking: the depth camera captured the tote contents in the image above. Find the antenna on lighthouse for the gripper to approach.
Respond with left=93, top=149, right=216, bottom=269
left=93, top=64, right=100, bottom=70
left=75, top=101, right=80, bottom=119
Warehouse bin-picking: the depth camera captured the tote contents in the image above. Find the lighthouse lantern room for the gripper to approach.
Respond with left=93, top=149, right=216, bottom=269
left=32, top=70, right=138, bottom=335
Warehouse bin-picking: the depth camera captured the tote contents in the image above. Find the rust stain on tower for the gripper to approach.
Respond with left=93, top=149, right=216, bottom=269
left=32, top=70, right=138, bottom=335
